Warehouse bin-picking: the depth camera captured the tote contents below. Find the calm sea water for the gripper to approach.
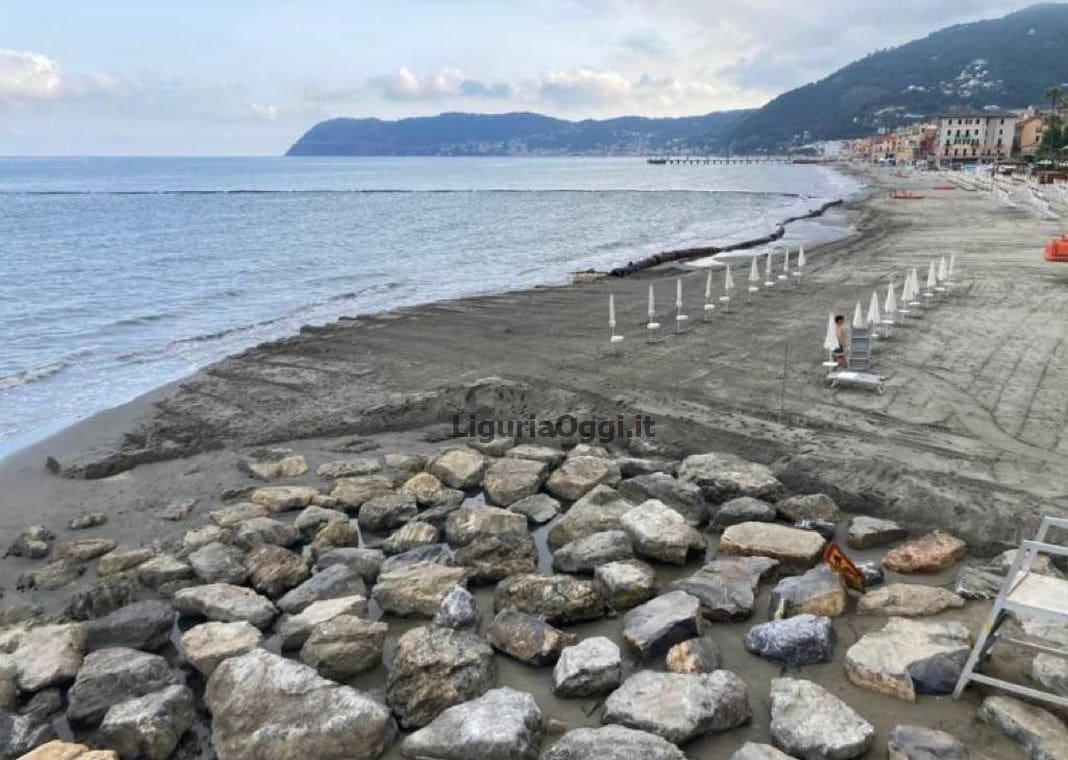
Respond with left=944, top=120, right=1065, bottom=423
left=0, top=157, right=862, bottom=458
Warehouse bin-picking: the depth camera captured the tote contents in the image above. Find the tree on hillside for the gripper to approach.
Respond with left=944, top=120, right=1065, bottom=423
left=1041, top=86, right=1066, bottom=164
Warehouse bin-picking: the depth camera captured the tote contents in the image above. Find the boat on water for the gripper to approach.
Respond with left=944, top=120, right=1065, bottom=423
left=646, top=157, right=668, bottom=165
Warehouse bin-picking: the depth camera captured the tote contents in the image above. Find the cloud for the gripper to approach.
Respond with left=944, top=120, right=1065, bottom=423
left=248, top=101, right=279, bottom=120
left=540, top=68, right=633, bottom=106
left=368, top=66, right=514, bottom=102
left=621, top=30, right=669, bottom=57
left=458, top=79, right=512, bottom=98
left=0, top=49, right=63, bottom=99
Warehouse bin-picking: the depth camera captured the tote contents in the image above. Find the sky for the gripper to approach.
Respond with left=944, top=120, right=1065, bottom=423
left=0, top=0, right=1046, bottom=155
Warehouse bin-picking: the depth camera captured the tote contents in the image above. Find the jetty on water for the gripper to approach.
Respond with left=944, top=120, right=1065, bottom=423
left=646, top=156, right=828, bottom=165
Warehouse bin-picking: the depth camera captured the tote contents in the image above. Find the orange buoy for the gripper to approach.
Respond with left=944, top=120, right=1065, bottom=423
left=1045, top=235, right=1068, bottom=263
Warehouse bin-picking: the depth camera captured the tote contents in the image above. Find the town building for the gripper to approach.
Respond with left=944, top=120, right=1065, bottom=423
left=936, top=109, right=1017, bottom=160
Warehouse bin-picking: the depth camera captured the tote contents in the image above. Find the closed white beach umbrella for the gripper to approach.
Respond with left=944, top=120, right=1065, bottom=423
left=885, top=280, right=897, bottom=314
left=647, top=284, right=655, bottom=318
left=852, top=302, right=864, bottom=329
left=749, top=256, right=760, bottom=282
left=926, top=261, right=937, bottom=290
left=765, top=251, right=773, bottom=276
left=704, top=269, right=713, bottom=300
left=900, top=276, right=911, bottom=305
left=949, top=253, right=957, bottom=277
left=909, top=268, right=920, bottom=301
left=867, top=290, right=881, bottom=326
left=783, top=248, right=791, bottom=273
left=937, top=256, right=948, bottom=282
left=798, top=244, right=806, bottom=269
left=724, top=264, right=735, bottom=292
left=823, top=313, right=838, bottom=360
left=609, top=293, right=616, bottom=329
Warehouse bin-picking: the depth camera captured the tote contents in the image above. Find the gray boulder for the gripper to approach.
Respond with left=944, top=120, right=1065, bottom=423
left=540, top=725, right=685, bottom=760
left=593, top=559, right=656, bottom=610
left=0, top=712, right=55, bottom=758
left=495, top=574, right=604, bottom=624
left=488, top=610, right=574, bottom=666
left=547, top=485, right=634, bottom=548
left=620, top=499, right=705, bottom=565
left=769, top=566, right=847, bottom=619
left=617, top=473, right=707, bottom=526
left=299, top=615, right=387, bottom=680
left=546, top=456, right=622, bottom=501
left=769, top=677, right=874, bottom=760
left=744, top=614, right=837, bottom=666
left=235, top=516, right=300, bottom=549
left=730, top=745, right=799, bottom=760
left=677, top=452, right=784, bottom=502
left=847, top=516, right=907, bottom=549
left=172, top=583, right=278, bottom=629
left=359, top=493, right=419, bottom=531
left=455, top=533, right=538, bottom=584
left=85, top=600, right=175, bottom=652
left=187, top=541, right=248, bottom=585
left=433, top=586, right=480, bottom=630
left=293, top=505, right=347, bottom=539
left=978, top=695, right=1068, bottom=760
left=718, top=522, right=825, bottom=571
left=373, top=562, right=467, bottom=618
left=276, top=595, right=366, bottom=649
left=10, top=623, right=86, bottom=692
left=67, top=647, right=181, bottom=727
left=1033, top=653, right=1068, bottom=697
left=553, top=636, right=622, bottom=697
left=887, top=725, right=969, bottom=760
left=429, top=447, right=487, bottom=490
left=482, top=457, right=549, bottom=506
left=181, top=621, right=263, bottom=678
left=99, top=684, right=195, bottom=760
left=622, top=591, right=703, bottom=658
left=445, top=506, right=527, bottom=546
left=552, top=531, right=633, bottom=574
left=245, top=545, right=310, bottom=598
left=508, top=493, right=560, bottom=524
left=137, top=555, right=193, bottom=589
left=775, top=494, right=840, bottom=523
left=400, top=687, right=542, bottom=760
left=507, top=443, right=565, bottom=467
left=709, top=497, right=777, bottom=531
left=315, top=546, right=384, bottom=582
left=665, top=636, right=722, bottom=674
left=381, top=543, right=457, bottom=574
left=671, top=556, right=779, bottom=621
left=276, top=563, right=368, bottom=614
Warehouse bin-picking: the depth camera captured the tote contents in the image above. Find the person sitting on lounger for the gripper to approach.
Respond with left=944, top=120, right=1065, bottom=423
left=833, top=314, right=847, bottom=367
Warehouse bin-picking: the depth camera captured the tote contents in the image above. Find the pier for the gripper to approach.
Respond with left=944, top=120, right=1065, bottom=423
left=646, top=156, right=825, bottom=165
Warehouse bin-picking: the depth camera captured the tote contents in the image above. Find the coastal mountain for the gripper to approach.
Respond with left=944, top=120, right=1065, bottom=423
left=285, top=110, right=752, bottom=156
left=286, top=3, right=1068, bottom=156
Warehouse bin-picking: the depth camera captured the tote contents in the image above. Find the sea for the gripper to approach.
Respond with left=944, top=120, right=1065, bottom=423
left=0, top=156, right=864, bottom=459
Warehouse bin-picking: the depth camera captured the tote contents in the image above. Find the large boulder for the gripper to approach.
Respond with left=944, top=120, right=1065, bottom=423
left=16, top=741, right=117, bottom=759
left=433, top=586, right=480, bottom=630
left=97, top=547, right=154, bottom=577
left=487, top=610, right=574, bottom=666
left=277, top=595, right=366, bottom=649
left=383, top=521, right=440, bottom=554
left=10, top=623, right=86, bottom=692
left=744, top=614, right=836, bottom=666
left=506, top=444, right=565, bottom=467
left=847, top=516, right=907, bottom=549
left=249, top=485, right=319, bottom=512
left=553, top=637, right=623, bottom=697
left=540, top=725, right=685, bottom=760
left=188, top=542, right=248, bottom=585
left=380, top=544, right=457, bottom=574
left=299, top=615, right=387, bottom=680
left=359, top=493, right=419, bottom=531
left=617, top=473, right=707, bottom=526
left=855, top=584, right=965, bottom=617
left=400, top=687, right=542, bottom=760
left=508, top=493, right=560, bottom=525
left=709, top=497, right=777, bottom=531
left=455, top=533, right=538, bottom=584
left=99, top=684, right=195, bottom=760
left=494, top=574, right=604, bottom=624
left=730, top=744, right=798, bottom=760
left=670, top=557, right=779, bottom=621
left=316, top=457, right=381, bottom=479
left=769, top=678, right=874, bottom=760
left=172, top=583, right=278, bottom=629
left=977, top=695, right=1068, bottom=760
left=886, top=725, right=969, bottom=760
left=445, top=506, right=528, bottom=546
left=622, top=591, right=703, bottom=658
left=205, top=649, right=396, bottom=759
left=603, top=670, right=751, bottom=744
left=315, top=547, right=384, bottom=582
left=718, top=522, right=825, bottom=571
left=67, top=648, right=181, bottom=728
left=482, top=458, right=549, bottom=506
left=211, top=503, right=268, bottom=528
left=181, top=621, right=263, bottom=678
left=775, top=494, right=840, bottom=523
left=244, top=545, right=310, bottom=598
left=881, top=531, right=967, bottom=574
left=399, top=472, right=446, bottom=506
left=329, top=475, right=393, bottom=510
left=547, top=485, right=634, bottom=547
left=677, top=452, right=784, bottom=503
left=276, top=563, right=368, bottom=614
left=387, top=625, right=496, bottom=729
left=293, top=505, right=347, bottom=539
left=552, top=531, right=633, bottom=574
left=373, top=562, right=467, bottom=618
left=1033, top=653, right=1068, bottom=697
left=239, top=448, right=307, bottom=480
left=235, top=517, right=300, bottom=549
left=429, top=448, right=488, bottom=490
left=546, top=456, right=622, bottom=501
left=844, top=617, right=972, bottom=700
left=665, top=636, right=722, bottom=674
left=594, top=560, right=657, bottom=610
left=0, top=711, right=56, bottom=758
left=620, top=500, right=705, bottom=565
left=85, top=600, right=174, bottom=652
left=769, top=566, right=847, bottom=619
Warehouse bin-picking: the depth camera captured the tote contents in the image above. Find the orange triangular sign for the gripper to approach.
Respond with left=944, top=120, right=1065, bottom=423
left=823, top=541, right=866, bottom=593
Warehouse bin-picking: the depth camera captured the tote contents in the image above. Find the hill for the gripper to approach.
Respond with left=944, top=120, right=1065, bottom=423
left=285, top=110, right=752, bottom=156
left=726, top=3, right=1068, bottom=151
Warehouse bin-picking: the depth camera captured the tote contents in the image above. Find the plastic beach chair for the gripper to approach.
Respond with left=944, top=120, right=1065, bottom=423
left=826, top=370, right=887, bottom=394
left=718, top=295, right=731, bottom=314
left=880, top=317, right=895, bottom=339
left=702, top=303, right=715, bottom=322
left=846, top=327, right=873, bottom=371
left=646, top=321, right=661, bottom=343
left=952, top=516, right=1068, bottom=709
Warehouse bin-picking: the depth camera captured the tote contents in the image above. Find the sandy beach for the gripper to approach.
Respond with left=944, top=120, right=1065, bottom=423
left=2, top=166, right=1067, bottom=759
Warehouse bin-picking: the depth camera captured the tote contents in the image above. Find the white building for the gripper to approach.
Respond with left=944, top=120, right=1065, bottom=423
left=937, top=109, right=1017, bottom=160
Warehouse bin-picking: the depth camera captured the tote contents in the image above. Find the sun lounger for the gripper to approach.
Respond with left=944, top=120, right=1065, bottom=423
left=846, top=327, right=873, bottom=371
left=826, top=370, right=887, bottom=394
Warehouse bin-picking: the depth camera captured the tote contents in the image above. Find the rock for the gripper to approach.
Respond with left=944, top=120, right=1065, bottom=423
left=19, top=560, right=84, bottom=591
left=69, top=512, right=107, bottom=531
left=53, top=539, right=118, bottom=563
left=183, top=523, right=233, bottom=549
left=506, top=444, right=565, bottom=467
left=470, top=436, right=515, bottom=457
left=730, top=744, right=799, bottom=760
left=744, top=614, right=836, bottom=666
left=360, top=493, right=419, bottom=530
left=99, top=684, right=194, bottom=760
left=85, top=600, right=174, bottom=652
left=616, top=456, right=676, bottom=477
left=310, top=518, right=362, bottom=552
left=181, top=621, right=263, bottom=678
left=316, top=458, right=381, bottom=478
left=856, top=584, right=965, bottom=617
left=401, top=687, right=542, bottom=760
left=508, top=493, right=560, bottom=524
left=482, top=458, right=549, bottom=507
left=250, top=484, right=320, bottom=512
left=380, top=543, right=457, bottom=574
left=373, top=562, right=467, bottom=618
left=769, top=566, right=847, bottom=619
left=568, top=443, right=610, bottom=458
left=620, top=499, right=705, bottom=565
left=857, top=561, right=884, bottom=588
left=495, top=574, right=604, bottom=624
left=137, top=555, right=193, bottom=589
left=329, top=475, right=393, bottom=510
left=540, top=725, right=686, bottom=760
left=665, top=636, right=722, bottom=674
left=234, top=516, right=299, bottom=548
left=622, top=591, right=703, bottom=658
left=67, top=647, right=180, bottom=727
left=96, top=546, right=154, bottom=576
left=455, top=533, right=538, bottom=584
left=677, top=452, right=784, bottom=503
left=387, top=625, right=496, bottom=729
left=382, top=451, right=426, bottom=474
left=719, top=522, right=825, bottom=571
left=17, top=741, right=117, bottom=760
left=0, top=669, right=17, bottom=710
left=383, top=521, right=440, bottom=554
left=63, top=574, right=141, bottom=620
left=7, top=526, right=52, bottom=559
left=429, top=448, right=487, bottom=490
left=775, top=493, right=840, bottom=523
left=398, top=471, right=444, bottom=506
left=188, top=541, right=248, bottom=585
left=847, top=516, right=908, bottom=549
left=887, top=725, right=969, bottom=760
left=245, top=545, right=310, bottom=598
left=671, top=556, right=779, bottom=621
left=19, top=688, right=62, bottom=725
left=445, top=506, right=527, bottom=546
left=13, top=623, right=86, bottom=692
left=433, top=586, right=480, bottom=630
left=240, top=448, right=308, bottom=479
left=594, top=559, right=657, bottom=610
left=603, top=670, right=751, bottom=744
left=709, top=497, right=777, bottom=530
left=795, top=519, right=837, bottom=541
left=277, top=594, right=366, bottom=649
left=0, top=711, right=56, bottom=757
left=315, top=547, right=384, bottom=582
left=882, top=531, right=967, bottom=574
left=769, top=677, right=874, bottom=760
left=211, top=502, right=269, bottom=528
left=553, top=531, right=633, bottom=574
left=277, top=563, right=367, bottom=614
left=954, top=548, right=1064, bottom=601
left=546, top=456, right=621, bottom=501
left=488, top=610, right=575, bottom=665
left=157, top=497, right=197, bottom=521
left=300, top=615, right=386, bottom=680
left=617, top=473, right=707, bottom=526
left=547, top=485, right=635, bottom=547
left=977, top=694, right=1068, bottom=760
left=844, top=617, right=972, bottom=700
left=206, top=649, right=396, bottom=760
left=1033, top=653, right=1068, bottom=697
left=553, top=636, right=622, bottom=697
left=293, top=505, right=346, bottom=538
left=172, top=583, right=278, bottom=629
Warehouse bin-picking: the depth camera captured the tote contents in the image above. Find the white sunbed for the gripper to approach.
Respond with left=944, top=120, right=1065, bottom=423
left=826, top=370, right=887, bottom=394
